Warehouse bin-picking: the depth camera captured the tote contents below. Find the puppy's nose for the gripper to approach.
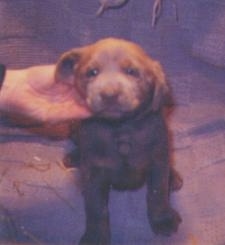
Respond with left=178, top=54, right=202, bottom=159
left=100, top=92, right=119, bottom=104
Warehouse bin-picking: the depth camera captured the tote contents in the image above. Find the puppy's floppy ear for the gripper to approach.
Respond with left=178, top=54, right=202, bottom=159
left=55, top=48, right=88, bottom=106
left=55, top=48, right=82, bottom=85
left=147, top=60, right=171, bottom=111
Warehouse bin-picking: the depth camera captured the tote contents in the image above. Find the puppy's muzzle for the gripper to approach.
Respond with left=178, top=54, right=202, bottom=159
left=86, top=83, right=140, bottom=118
left=100, top=92, right=119, bottom=106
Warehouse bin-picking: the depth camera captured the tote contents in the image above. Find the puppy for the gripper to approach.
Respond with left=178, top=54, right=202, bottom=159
left=55, top=38, right=182, bottom=245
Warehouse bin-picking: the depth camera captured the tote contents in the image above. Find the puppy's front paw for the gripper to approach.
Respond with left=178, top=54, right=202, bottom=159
left=150, top=207, right=181, bottom=236
left=79, top=233, right=95, bottom=245
left=79, top=234, right=92, bottom=245
left=79, top=232, right=110, bottom=245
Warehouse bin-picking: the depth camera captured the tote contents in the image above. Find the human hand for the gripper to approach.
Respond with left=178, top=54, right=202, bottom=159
left=0, top=65, right=91, bottom=125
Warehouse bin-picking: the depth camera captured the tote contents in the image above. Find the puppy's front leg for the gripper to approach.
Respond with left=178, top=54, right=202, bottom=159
left=146, top=139, right=181, bottom=236
left=80, top=167, right=111, bottom=245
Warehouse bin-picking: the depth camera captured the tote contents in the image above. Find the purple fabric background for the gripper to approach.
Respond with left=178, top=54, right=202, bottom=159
left=0, top=1, right=225, bottom=244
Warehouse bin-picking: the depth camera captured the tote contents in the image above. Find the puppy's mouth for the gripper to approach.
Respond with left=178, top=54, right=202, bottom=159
left=86, top=94, right=140, bottom=119
left=96, top=105, right=127, bottom=118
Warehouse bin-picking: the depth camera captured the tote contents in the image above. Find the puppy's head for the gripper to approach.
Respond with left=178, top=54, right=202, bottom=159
left=55, top=38, right=170, bottom=120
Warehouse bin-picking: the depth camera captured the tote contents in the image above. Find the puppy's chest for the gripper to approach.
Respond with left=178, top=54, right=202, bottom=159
left=114, top=130, right=133, bottom=157
left=79, top=120, right=155, bottom=168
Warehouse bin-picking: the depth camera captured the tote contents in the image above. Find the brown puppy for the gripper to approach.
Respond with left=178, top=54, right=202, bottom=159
left=56, top=38, right=182, bottom=245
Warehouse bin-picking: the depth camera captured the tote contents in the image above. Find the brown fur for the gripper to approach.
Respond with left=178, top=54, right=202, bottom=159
left=56, top=38, right=182, bottom=245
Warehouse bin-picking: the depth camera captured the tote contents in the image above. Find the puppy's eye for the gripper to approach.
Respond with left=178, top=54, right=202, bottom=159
left=86, top=68, right=99, bottom=78
left=124, top=67, right=140, bottom=77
